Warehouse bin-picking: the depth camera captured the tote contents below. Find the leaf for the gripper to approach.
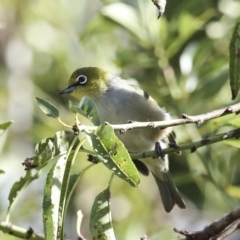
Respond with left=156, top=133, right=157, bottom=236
left=56, top=137, right=84, bottom=239
left=89, top=187, right=116, bottom=240
left=0, top=170, right=5, bottom=174
left=69, top=98, right=101, bottom=125
left=43, top=155, right=66, bottom=240
left=35, top=97, right=59, bottom=118
left=85, top=124, right=140, bottom=187
left=0, top=121, right=13, bottom=131
left=6, top=171, right=39, bottom=221
left=65, top=164, right=94, bottom=213
left=23, top=131, right=78, bottom=170
left=229, top=20, right=240, bottom=100
left=78, top=97, right=101, bottom=126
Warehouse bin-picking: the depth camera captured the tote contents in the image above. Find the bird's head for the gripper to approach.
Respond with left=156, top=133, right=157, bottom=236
left=58, top=67, right=109, bottom=100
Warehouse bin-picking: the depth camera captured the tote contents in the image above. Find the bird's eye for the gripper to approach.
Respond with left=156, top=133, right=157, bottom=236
left=76, top=75, right=87, bottom=85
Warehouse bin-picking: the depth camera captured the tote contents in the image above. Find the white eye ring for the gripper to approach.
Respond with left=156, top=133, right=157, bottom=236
left=76, top=75, right=87, bottom=85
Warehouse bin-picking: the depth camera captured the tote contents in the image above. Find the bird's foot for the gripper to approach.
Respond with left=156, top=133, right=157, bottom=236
left=155, top=142, right=165, bottom=160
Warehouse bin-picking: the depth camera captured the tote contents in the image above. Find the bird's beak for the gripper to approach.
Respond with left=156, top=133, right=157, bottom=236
left=58, top=85, right=76, bottom=95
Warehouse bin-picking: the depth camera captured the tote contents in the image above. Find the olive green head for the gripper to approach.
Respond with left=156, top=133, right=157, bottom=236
left=58, top=67, right=109, bottom=100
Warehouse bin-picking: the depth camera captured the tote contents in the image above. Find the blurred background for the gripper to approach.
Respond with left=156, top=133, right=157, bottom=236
left=1, top=0, right=240, bottom=239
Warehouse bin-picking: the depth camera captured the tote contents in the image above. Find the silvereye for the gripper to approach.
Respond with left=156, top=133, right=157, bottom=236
left=58, top=67, right=185, bottom=212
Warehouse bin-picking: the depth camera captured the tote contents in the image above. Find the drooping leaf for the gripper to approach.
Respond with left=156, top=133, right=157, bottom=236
left=85, top=124, right=140, bottom=187
left=35, top=97, right=59, bottom=118
left=229, top=20, right=240, bottom=100
left=6, top=171, right=39, bottom=221
left=89, top=187, right=116, bottom=240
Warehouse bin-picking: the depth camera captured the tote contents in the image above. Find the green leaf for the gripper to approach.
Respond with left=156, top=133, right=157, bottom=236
left=85, top=124, right=140, bottom=187
left=0, top=170, right=5, bottom=174
left=229, top=20, right=240, bottom=100
left=0, top=121, right=13, bottom=131
left=69, top=98, right=101, bottom=125
left=89, top=187, right=116, bottom=240
left=43, top=155, right=66, bottom=240
left=23, top=131, right=78, bottom=170
left=65, top=164, right=94, bottom=214
left=56, top=137, right=83, bottom=239
left=35, top=97, right=59, bottom=118
left=78, top=97, right=101, bottom=125
left=6, top=171, right=39, bottom=221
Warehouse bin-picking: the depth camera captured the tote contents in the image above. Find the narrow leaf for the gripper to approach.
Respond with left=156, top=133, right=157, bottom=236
left=43, top=155, right=66, bottom=240
left=85, top=124, right=140, bottom=187
left=57, top=137, right=83, bottom=239
left=229, top=20, right=240, bottom=100
left=7, top=171, right=39, bottom=221
left=89, top=187, right=116, bottom=240
left=35, top=97, right=59, bottom=118
left=65, top=164, right=94, bottom=213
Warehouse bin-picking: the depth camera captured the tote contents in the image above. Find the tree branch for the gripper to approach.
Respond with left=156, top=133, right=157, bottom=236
left=78, top=102, right=240, bottom=133
left=0, top=221, right=44, bottom=240
left=129, top=127, right=240, bottom=159
left=174, top=207, right=240, bottom=240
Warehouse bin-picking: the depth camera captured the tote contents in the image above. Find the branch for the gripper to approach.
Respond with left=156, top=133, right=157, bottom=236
left=0, top=221, right=44, bottom=240
left=211, top=219, right=240, bottom=240
left=78, top=102, right=240, bottom=133
left=174, top=207, right=240, bottom=240
left=130, top=127, right=240, bottom=159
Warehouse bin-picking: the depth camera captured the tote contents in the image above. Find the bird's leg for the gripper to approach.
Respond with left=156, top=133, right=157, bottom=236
left=155, top=141, right=165, bottom=160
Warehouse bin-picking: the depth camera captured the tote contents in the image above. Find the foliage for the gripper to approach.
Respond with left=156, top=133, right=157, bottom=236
left=1, top=0, right=240, bottom=239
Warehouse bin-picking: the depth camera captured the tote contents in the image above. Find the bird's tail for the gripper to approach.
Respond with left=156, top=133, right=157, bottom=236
left=152, top=170, right=186, bottom=212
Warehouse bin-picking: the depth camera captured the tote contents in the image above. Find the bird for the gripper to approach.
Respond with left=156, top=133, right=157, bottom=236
left=58, top=67, right=186, bottom=212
